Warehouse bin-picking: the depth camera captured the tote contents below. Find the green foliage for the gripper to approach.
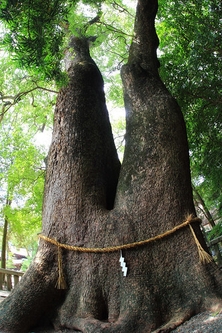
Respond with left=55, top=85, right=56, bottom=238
left=109, top=109, right=126, bottom=160
left=0, top=50, right=57, bottom=122
left=0, top=52, right=56, bottom=256
left=21, top=241, right=38, bottom=271
left=5, top=252, right=13, bottom=269
left=0, top=0, right=74, bottom=83
left=207, top=223, right=222, bottom=241
left=0, top=126, right=46, bottom=250
left=157, top=0, right=222, bottom=224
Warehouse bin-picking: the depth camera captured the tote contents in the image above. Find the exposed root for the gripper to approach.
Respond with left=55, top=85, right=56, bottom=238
left=151, top=310, right=195, bottom=333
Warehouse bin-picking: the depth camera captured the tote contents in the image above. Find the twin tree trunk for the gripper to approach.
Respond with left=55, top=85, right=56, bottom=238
left=1, top=0, right=222, bottom=332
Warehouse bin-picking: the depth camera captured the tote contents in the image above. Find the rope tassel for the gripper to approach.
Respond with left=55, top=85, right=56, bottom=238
left=189, top=224, right=213, bottom=264
left=56, top=246, right=67, bottom=289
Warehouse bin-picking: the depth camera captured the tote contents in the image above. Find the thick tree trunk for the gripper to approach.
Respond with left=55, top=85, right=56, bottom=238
left=1, top=1, right=222, bottom=333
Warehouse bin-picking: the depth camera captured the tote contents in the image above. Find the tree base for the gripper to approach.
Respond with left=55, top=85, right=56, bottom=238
left=30, top=307, right=222, bottom=333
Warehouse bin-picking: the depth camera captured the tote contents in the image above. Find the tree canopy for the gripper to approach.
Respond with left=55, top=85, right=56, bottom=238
left=0, top=0, right=71, bottom=81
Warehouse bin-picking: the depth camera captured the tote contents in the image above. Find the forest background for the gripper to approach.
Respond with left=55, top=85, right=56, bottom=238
left=0, top=0, right=221, bottom=269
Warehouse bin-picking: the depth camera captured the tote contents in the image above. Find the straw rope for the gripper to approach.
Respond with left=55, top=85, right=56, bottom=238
left=55, top=247, right=67, bottom=289
left=39, top=215, right=212, bottom=289
left=39, top=215, right=200, bottom=252
left=189, top=224, right=212, bottom=264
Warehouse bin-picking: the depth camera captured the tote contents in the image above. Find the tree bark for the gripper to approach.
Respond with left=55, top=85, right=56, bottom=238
left=1, top=1, right=222, bottom=333
left=1, top=197, right=11, bottom=269
left=193, top=185, right=216, bottom=227
left=1, top=217, right=8, bottom=270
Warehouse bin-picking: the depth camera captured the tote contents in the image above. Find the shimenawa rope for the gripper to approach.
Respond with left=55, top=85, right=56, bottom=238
left=39, top=215, right=212, bottom=289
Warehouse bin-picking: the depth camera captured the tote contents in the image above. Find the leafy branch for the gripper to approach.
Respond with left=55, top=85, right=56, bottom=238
left=0, top=83, right=58, bottom=122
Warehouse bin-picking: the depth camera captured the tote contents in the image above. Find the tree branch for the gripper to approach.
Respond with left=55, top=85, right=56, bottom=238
left=0, top=84, right=58, bottom=122
left=192, top=184, right=216, bottom=227
left=97, top=21, right=134, bottom=38
left=112, top=1, right=135, bottom=18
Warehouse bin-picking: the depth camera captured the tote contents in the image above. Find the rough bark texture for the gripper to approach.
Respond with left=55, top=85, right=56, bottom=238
left=1, top=1, right=222, bottom=332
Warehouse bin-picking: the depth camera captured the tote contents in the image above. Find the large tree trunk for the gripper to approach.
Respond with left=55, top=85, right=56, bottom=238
left=1, top=1, right=222, bottom=332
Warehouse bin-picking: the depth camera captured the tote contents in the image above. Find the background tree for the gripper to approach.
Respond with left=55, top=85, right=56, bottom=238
left=0, top=52, right=57, bottom=267
left=157, top=0, right=222, bottom=228
left=0, top=0, right=222, bottom=333
left=0, top=116, right=45, bottom=268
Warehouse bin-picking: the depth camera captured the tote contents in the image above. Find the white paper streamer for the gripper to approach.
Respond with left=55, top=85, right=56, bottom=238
left=119, top=250, right=128, bottom=276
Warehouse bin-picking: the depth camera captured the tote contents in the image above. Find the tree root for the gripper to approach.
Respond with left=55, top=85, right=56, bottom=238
left=151, top=310, right=195, bottom=333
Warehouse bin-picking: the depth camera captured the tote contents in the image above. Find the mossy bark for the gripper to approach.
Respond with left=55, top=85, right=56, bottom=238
left=0, top=1, right=222, bottom=332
